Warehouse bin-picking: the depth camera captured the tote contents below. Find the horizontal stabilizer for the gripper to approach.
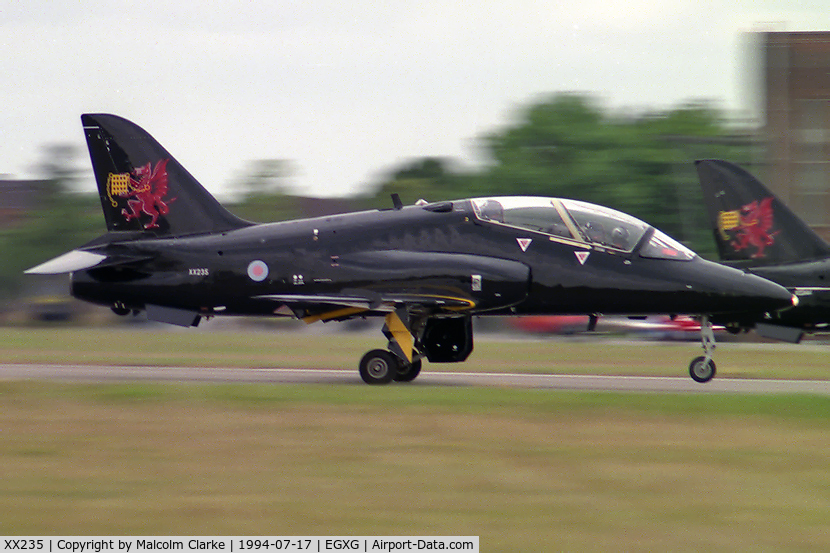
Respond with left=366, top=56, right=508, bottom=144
left=24, top=249, right=152, bottom=274
left=25, top=250, right=107, bottom=274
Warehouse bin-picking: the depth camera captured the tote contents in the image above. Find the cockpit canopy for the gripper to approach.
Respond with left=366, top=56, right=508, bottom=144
left=470, top=197, right=695, bottom=261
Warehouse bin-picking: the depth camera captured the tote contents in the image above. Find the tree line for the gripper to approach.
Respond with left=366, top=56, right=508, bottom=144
left=371, top=94, right=756, bottom=251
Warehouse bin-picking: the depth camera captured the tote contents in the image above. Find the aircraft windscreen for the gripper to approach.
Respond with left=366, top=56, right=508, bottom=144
left=559, top=199, right=648, bottom=252
left=639, top=228, right=696, bottom=261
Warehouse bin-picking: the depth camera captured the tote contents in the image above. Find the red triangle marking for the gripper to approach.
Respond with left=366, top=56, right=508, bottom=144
left=517, top=238, right=532, bottom=252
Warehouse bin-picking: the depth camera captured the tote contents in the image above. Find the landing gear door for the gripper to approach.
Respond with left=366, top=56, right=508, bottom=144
left=420, top=316, right=473, bottom=363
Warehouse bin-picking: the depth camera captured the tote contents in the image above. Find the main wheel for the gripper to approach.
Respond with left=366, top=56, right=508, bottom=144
left=359, top=349, right=398, bottom=385
left=689, top=355, right=716, bottom=383
left=394, top=356, right=422, bottom=382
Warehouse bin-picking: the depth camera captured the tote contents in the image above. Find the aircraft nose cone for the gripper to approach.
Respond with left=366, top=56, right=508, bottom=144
left=727, top=269, right=795, bottom=312
left=684, top=258, right=794, bottom=316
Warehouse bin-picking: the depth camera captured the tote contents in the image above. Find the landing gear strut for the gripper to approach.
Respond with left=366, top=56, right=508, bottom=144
left=689, top=315, right=716, bottom=383
left=357, top=311, right=473, bottom=385
left=358, top=309, right=424, bottom=385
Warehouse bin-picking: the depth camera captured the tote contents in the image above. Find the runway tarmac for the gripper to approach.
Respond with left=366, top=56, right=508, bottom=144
left=2, top=363, right=830, bottom=394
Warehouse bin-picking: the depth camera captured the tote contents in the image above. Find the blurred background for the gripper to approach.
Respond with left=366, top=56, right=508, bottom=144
left=3, top=2, right=830, bottom=334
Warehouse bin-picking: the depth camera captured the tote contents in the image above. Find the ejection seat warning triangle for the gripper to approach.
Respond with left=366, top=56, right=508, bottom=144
left=517, top=238, right=532, bottom=252
left=575, top=251, right=590, bottom=265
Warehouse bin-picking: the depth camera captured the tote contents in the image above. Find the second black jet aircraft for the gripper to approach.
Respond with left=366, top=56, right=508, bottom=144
left=26, top=115, right=796, bottom=383
left=697, top=159, right=830, bottom=343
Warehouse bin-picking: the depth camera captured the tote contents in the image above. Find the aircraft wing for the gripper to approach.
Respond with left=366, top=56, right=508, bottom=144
left=255, top=250, right=530, bottom=322
left=256, top=290, right=477, bottom=322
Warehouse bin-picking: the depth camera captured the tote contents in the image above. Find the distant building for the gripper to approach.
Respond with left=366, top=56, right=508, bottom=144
left=763, top=31, right=830, bottom=241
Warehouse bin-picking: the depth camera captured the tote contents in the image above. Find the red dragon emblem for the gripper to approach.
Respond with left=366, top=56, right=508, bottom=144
left=727, top=197, right=779, bottom=259
left=106, top=159, right=175, bottom=229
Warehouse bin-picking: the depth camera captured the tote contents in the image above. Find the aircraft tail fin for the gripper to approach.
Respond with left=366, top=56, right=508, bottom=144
left=695, top=159, right=830, bottom=265
left=82, top=114, right=251, bottom=236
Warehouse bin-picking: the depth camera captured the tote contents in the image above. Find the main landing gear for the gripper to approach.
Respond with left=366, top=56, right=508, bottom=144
left=359, top=349, right=422, bottom=385
left=689, top=315, right=716, bottom=383
left=358, top=308, right=424, bottom=385
left=357, top=310, right=473, bottom=384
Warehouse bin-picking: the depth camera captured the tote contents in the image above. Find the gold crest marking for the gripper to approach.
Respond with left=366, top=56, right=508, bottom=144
left=106, top=173, right=132, bottom=207
left=718, top=210, right=739, bottom=240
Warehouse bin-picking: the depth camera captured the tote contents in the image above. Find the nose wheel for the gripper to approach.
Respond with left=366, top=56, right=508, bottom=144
left=689, top=315, right=716, bottom=383
left=689, top=355, right=716, bottom=383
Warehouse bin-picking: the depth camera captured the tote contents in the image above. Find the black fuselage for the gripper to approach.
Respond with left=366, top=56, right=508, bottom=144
left=25, top=116, right=800, bottom=384
left=71, top=200, right=791, bottom=324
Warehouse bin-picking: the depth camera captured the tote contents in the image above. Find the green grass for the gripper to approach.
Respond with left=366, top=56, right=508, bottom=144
left=1, top=382, right=830, bottom=549
left=1, top=326, right=829, bottom=380
left=3, top=327, right=830, bottom=548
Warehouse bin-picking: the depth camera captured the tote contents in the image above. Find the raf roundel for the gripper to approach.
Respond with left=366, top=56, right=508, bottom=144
left=247, top=260, right=269, bottom=282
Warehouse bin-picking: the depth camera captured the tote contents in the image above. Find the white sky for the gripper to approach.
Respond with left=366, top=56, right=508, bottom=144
left=1, top=1, right=829, bottom=198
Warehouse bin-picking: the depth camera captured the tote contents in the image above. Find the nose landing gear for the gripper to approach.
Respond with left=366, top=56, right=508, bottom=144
left=689, top=315, right=716, bottom=383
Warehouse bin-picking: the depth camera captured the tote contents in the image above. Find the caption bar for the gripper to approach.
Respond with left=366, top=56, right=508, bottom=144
left=1, top=538, right=479, bottom=553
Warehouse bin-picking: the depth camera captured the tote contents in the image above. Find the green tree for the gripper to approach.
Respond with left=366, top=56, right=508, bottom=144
left=485, top=96, right=758, bottom=250
left=372, top=94, right=757, bottom=254
left=371, top=157, right=459, bottom=208
left=228, top=159, right=304, bottom=223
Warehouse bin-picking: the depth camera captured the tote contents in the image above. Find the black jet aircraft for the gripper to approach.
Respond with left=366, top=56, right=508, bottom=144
left=697, top=159, right=830, bottom=343
left=25, top=115, right=795, bottom=384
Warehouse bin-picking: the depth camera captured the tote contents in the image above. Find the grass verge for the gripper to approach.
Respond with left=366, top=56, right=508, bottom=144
left=1, top=382, right=830, bottom=550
